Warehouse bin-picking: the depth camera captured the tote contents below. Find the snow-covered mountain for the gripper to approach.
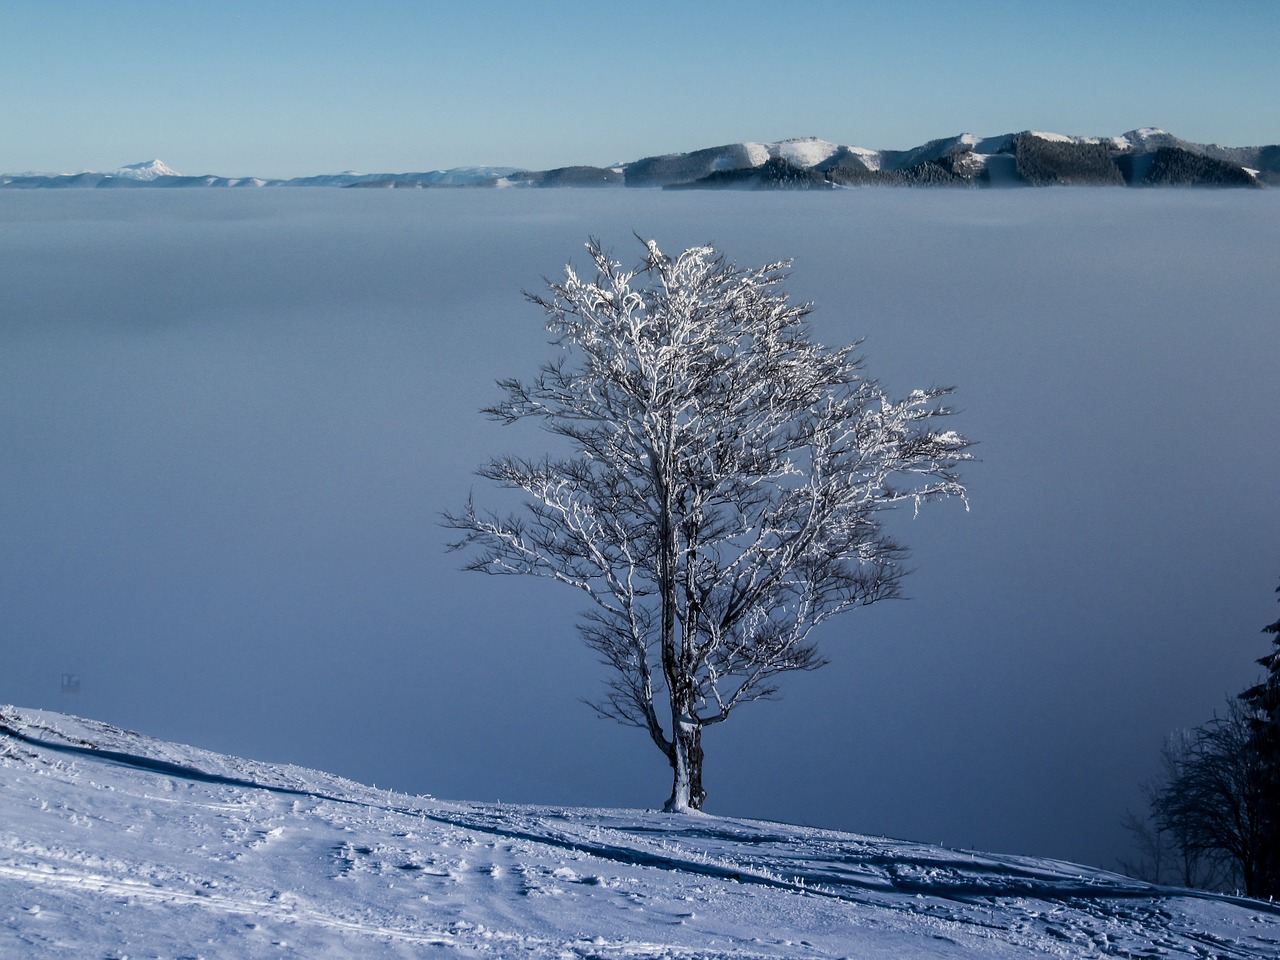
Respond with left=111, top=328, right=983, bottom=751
left=0, top=164, right=520, bottom=190
left=647, top=129, right=1273, bottom=189
left=114, top=158, right=183, bottom=180
left=3, top=706, right=1277, bottom=958
left=2, top=128, right=1276, bottom=191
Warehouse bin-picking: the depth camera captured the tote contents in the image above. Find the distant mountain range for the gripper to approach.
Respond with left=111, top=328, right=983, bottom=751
left=4, top=129, right=1276, bottom=190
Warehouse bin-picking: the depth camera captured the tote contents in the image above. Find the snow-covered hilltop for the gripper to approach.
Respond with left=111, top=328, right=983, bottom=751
left=3, top=706, right=1277, bottom=958
left=113, top=158, right=183, bottom=181
left=3, top=128, right=1275, bottom=191
left=638, top=130, right=1271, bottom=189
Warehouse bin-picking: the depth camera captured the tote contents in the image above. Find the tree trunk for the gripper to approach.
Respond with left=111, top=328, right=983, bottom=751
left=664, top=717, right=706, bottom=812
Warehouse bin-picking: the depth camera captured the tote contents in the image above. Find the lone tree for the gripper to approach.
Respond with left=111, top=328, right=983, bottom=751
left=446, top=238, right=972, bottom=812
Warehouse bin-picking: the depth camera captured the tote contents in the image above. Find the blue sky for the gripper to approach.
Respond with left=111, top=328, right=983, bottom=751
left=3, top=0, right=1277, bottom=177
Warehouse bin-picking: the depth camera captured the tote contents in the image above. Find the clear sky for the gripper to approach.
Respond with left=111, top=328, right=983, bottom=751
left=3, top=0, right=1277, bottom=177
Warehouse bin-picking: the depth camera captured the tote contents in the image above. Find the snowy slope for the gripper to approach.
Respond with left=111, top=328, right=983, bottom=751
left=3, top=707, right=1277, bottom=959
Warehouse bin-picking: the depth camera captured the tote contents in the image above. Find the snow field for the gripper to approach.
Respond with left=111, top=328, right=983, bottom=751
left=3, top=707, right=1279, bottom=959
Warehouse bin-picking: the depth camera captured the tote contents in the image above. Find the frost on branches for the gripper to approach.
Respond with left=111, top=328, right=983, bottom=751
left=446, top=238, right=972, bottom=812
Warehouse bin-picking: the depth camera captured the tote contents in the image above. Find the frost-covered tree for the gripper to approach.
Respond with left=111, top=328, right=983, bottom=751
left=445, top=238, right=972, bottom=812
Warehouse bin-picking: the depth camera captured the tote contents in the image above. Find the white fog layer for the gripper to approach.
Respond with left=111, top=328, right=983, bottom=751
left=2, top=189, right=1277, bottom=877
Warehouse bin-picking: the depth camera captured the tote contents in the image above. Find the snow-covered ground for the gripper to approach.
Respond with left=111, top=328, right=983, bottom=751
left=2, top=708, right=1277, bottom=958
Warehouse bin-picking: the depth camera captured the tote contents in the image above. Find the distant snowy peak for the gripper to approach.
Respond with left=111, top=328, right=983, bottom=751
left=768, top=137, right=842, bottom=167
left=1110, top=127, right=1173, bottom=150
left=114, top=159, right=182, bottom=180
